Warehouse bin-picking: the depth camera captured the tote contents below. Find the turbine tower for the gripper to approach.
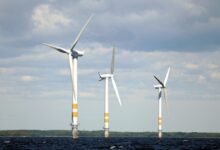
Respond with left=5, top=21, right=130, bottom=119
left=43, top=15, right=93, bottom=139
left=153, top=67, right=170, bottom=138
left=98, top=46, right=122, bottom=138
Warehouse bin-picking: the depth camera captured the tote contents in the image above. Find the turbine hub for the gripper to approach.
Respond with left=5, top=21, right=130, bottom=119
left=71, top=51, right=79, bottom=59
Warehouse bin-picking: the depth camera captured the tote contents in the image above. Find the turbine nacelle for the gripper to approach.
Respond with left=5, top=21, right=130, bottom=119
left=98, top=72, right=113, bottom=81
left=99, top=73, right=113, bottom=79
left=154, top=84, right=163, bottom=89
left=71, top=50, right=85, bottom=58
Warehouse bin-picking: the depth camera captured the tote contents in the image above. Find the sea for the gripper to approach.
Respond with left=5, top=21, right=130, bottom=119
left=0, top=137, right=220, bottom=150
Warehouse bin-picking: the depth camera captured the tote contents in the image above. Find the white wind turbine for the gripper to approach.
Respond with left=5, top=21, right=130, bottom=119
left=43, top=15, right=93, bottom=139
left=98, top=46, right=122, bottom=138
left=153, top=67, right=170, bottom=138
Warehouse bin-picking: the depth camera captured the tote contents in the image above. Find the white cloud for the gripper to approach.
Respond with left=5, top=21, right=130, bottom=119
left=207, top=63, right=218, bottom=69
left=210, top=71, right=220, bottom=80
left=58, top=68, right=69, bottom=76
left=176, top=0, right=206, bottom=16
left=20, top=75, right=33, bottom=81
left=197, top=75, right=206, bottom=83
left=39, top=90, right=69, bottom=98
left=124, top=10, right=160, bottom=24
left=209, top=17, right=220, bottom=28
left=79, top=69, right=97, bottom=76
left=32, top=4, right=71, bottom=33
left=58, top=68, right=97, bottom=76
left=0, top=67, right=15, bottom=74
left=79, top=91, right=96, bottom=97
left=184, top=63, right=199, bottom=70
left=0, top=67, right=40, bottom=76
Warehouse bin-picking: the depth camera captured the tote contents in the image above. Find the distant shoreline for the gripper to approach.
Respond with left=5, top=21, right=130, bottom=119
left=0, top=130, right=220, bottom=138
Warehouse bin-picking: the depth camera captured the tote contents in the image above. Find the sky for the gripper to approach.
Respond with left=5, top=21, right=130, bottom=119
left=0, top=0, right=220, bottom=132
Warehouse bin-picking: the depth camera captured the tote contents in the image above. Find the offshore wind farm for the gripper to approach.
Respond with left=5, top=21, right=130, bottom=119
left=1, top=0, right=220, bottom=149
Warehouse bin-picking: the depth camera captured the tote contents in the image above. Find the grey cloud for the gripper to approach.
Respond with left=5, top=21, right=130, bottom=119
left=1, top=0, right=220, bottom=59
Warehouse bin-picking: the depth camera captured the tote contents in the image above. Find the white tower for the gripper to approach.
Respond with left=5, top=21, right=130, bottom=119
left=98, top=46, right=122, bottom=138
left=154, top=67, right=170, bottom=138
left=43, top=15, right=93, bottom=139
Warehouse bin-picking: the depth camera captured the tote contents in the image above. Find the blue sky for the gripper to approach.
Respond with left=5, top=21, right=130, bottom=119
left=0, top=0, right=220, bottom=132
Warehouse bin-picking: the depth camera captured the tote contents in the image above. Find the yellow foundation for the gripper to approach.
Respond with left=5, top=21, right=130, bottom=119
left=72, top=112, right=78, bottom=117
left=158, top=117, right=162, bottom=125
left=72, top=103, right=78, bottom=109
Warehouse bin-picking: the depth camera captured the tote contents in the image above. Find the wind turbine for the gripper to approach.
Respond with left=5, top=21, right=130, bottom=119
left=153, top=67, right=170, bottom=138
left=43, top=15, right=93, bottom=139
left=98, top=46, right=122, bottom=138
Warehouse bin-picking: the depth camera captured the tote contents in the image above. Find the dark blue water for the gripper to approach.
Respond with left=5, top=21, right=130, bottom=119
left=0, top=137, right=220, bottom=150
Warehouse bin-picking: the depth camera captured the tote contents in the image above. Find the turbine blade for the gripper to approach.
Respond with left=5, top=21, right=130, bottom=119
left=111, top=77, right=122, bottom=106
left=110, top=45, right=115, bottom=74
left=71, top=15, right=93, bottom=51
left=158, top=90, right=162, bottom=100
left=163, top=88, right=169, bottom=114
left=43, top=43, right=69, bottom=54
left=164, top=67, right=170, bottom=86
left=154, top=75, right=164, bottom=87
